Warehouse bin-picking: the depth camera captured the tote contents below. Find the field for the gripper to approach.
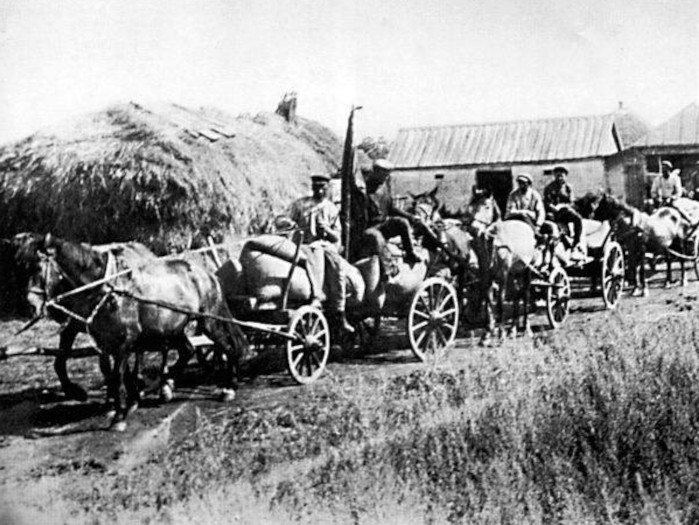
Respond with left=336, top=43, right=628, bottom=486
left=2, top=270, right=699, bottom=524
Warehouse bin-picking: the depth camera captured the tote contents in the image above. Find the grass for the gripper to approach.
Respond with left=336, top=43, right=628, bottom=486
left=43, top=311, right=699, bottom=524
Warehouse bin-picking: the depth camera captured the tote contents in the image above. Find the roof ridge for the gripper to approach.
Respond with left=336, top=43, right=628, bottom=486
left=396, top=113, right=615, bottom=133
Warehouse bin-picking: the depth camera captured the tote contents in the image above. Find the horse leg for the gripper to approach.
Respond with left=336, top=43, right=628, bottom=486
left=480, top=285, right=495, bottom=345
left=53, top=324, right=88, bottom=401
left=109, top=351, right=130, bottom=432
left=639, top=247, right=648, bottom=296
left=509, top=292, right=519, bottom=339
left=497, top=283, right=506, bottom=341
left=205, top=313, right=246, bottom=402
left=161, top=337, right=194, bottom=403
left=522, top=270, right=533, bottom=337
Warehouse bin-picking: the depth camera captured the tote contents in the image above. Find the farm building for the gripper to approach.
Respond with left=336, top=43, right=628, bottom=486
left=388, top=107, right=648, bottom=212
left=624, top=103, right=699, bottom=201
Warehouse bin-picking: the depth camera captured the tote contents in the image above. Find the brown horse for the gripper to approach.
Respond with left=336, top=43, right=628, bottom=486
left=26, top=235, right=246, bottom=430
left=592, top=193, right=691, bottom=295
left=12, top=233, right=160, bottom=402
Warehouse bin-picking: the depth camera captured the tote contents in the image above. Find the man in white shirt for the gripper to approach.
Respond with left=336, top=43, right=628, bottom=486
left=651, top=160, right=683, bottom=207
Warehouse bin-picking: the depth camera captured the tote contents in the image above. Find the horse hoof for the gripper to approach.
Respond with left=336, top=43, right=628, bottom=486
left=126, top=402, right=139, bottom=417
left=112, top=420, right=127, bottom=433
left=105, top=409, right=117, bottom=420
left=160, top=385, right=174, bottom=403
left=160, top=380, right=175, bottom=403
left=65, top=385, right=89, bottom=402
left=219, top=388, right=236, bottom=402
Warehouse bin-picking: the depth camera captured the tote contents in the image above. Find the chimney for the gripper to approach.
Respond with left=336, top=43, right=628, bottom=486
left=618, top=101, right=624, bottom=110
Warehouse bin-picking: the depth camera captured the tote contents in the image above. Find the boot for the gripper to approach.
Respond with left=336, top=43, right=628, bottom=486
left=309, top=297, right=323, bottom=309
left=335, top=311, right=355, bottom=334
left=404, top=251, right=422, bottom=267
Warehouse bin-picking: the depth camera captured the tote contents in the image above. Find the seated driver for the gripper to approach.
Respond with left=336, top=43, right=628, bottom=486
left=543, top=166, right=585, bottom=258
left=651, top=160, right=683, bottom=208
left=289, top=173, right=354, bottom=333
left=358, top=159, right=424, bottom=277
left=505, top=173, right=545, bottom=231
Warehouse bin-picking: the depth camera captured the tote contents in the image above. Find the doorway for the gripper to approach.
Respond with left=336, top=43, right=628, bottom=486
left=476, top=170, right=513, bottom=214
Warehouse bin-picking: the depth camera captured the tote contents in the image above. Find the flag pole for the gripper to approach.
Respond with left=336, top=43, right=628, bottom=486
left=340, top=105, right=362, bottom=259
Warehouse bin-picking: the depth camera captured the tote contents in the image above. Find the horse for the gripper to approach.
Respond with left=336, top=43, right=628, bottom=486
left=474, top=219, right=538, bottom=341
left=592, top=193, right=692, bottom=295
left=11, top=234, right=167, bottom=402
left=26, top=234, right=246, bottom=430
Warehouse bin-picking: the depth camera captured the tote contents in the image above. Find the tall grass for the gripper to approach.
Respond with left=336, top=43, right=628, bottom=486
left=62, top=312, right=699, bottom=523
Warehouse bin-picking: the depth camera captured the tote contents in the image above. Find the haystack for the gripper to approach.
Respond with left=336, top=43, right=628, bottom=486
left=0, top=102, right=341, bottom=253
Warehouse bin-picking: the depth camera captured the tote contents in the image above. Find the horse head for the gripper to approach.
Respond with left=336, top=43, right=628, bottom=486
left=19, top=234, right=110, bottom=317
left=7, top=232, right=56, bottom=317
left=459, top=191, right=499, bottom=236
left=574, top=192, right=601, bottom=219
left=589, top=193, right=635, bottom=223
left=407, top=187, right=441, bottom=224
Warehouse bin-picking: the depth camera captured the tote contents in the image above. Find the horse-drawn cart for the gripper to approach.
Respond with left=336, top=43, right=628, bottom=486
left=553, top=219, right=625, bottom=310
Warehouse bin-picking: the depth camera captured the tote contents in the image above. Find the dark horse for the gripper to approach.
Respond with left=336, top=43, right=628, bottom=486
left=12, top=233, right=162, bottom=402
left=26, top=235, right=246, bottom=430
left=591, top=193, right=691, bottom=295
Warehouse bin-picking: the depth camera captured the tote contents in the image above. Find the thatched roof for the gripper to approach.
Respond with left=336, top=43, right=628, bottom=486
left=0, top=102, right=341, bottom=253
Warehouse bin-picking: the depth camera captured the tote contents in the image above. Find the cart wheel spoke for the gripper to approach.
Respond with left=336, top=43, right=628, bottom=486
left=437, top=307, right=458, bottom=320
left=412, top=309, right=430, bottom=319
left=291, top=350, right=304, bottom=369
left=412, top=319, right=429, bottom=332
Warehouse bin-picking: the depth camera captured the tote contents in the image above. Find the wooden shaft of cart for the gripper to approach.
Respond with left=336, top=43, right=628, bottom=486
left=107, top=289, right=301, bottom=342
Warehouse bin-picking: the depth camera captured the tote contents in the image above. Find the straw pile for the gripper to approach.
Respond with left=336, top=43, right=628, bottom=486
left=0, top=102, right=341, bottom=253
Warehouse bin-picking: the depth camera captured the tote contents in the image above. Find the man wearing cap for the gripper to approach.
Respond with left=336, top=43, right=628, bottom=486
left=289, top=173, right=354, bottom=333
left=543, top=166, right=585, bottom=255
left=358, top=159, right=424, bottom=277
left=651, top=160, right=683, bottom=207
left=505, top=173, right=545, bottom=230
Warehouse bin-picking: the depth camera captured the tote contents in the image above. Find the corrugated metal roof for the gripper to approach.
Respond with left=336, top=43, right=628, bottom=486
left=634, top=103, right=699, bottom=147
left=389, top=114, right=621, bottom=169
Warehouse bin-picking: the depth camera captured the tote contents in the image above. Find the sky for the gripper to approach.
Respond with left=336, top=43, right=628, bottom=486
left=0, top=0, right=697, bottom=145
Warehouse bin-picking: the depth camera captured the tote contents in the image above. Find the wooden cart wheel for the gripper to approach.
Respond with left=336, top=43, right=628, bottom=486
left=407, top=277, right=459, bottom=361
left=602, top=241, right=625, bottom=309
left=286, top=306, right=330, bottom=385
left=546, top=266, right=571, bottom=329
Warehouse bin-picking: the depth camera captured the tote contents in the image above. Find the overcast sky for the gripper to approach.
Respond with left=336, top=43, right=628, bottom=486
left=0, top=0, right=697, bottom=145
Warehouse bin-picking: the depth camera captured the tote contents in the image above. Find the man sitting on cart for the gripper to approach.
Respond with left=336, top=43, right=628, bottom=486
left=651, top=160, right=683, bottom=209
left=505, top=173, right=546, bottom=231
left=357, top=159, right=436, bottom=279
left=289, top=173, right=354, bottom=333
left=543, top=165, right=586, bottom=260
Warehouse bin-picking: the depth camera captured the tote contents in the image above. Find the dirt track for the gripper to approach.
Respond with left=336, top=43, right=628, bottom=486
left=1, top=268, right=697, bottom=518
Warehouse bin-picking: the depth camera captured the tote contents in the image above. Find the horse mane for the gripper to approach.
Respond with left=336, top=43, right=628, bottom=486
left=51, top=237, right=108, bottom=279
left=574, top=193, right=599, bottom=219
